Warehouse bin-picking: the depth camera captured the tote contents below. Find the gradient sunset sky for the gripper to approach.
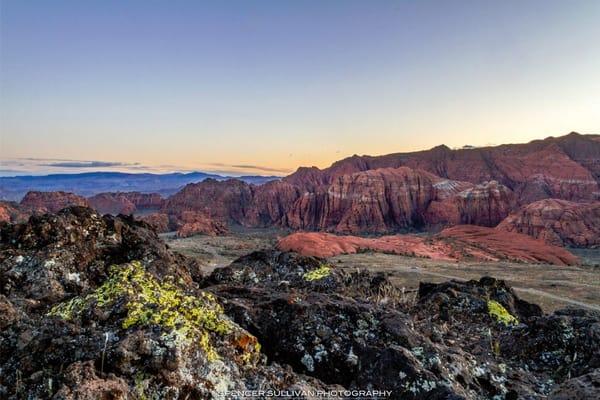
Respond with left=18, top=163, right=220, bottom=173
left=1, top=0, right=599, bottom=176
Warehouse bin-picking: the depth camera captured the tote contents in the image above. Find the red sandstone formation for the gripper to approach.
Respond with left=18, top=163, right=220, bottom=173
left=152, top=133, right=600, bottom=239
left=437, top=225, right=578, bottom=265
left=136, top=213, right=170, bottom=233
left=88, top=193, right=136, bottom=215
left=284, top=132, right=600, bottom=202
left=20, top=191, right=90, bottom=214
left=122, top=192, right=163, bottom=210
left=277, top=231, right=457, bottom=260
left=278, top=226, right=578, bottom=265
left=497, top=199, right=600, bottom=248
left=161, top=168, right=518, bottom=234
left=162, top=179, right=253, bottom=224
left=174, top=211, right=228, bottom=238
left=88, top=192, right=164, bottom=215
left=244, top=180, right=301, bottom=227
left=0, top=201, right=29, bottom=224
left=425, top=180, right=516, bottom=227
left=285, top=167, right=438, bottom=233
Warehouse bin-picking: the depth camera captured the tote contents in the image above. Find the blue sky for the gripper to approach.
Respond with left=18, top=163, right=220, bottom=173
left=1, top=0, right=599, bottom=176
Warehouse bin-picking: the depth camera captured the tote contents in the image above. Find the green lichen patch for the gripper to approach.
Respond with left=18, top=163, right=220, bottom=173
left=487, top=300, right=519, bottom=326
left=48, top=261, right=250, bottom=361
left=303, top=264, right=331, bottom=281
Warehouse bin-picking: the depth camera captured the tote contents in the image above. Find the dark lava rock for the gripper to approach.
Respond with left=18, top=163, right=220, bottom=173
left=0, top=208, right=331, bottom=399
left=1, top=207, right=599, bottom=399
left=549, top=369, right=600, bottom=400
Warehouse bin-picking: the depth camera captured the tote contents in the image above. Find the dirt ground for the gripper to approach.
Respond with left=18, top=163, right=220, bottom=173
left=165, top=230, right=600, bottom=313
left=162, top=227, right=284, bottom=273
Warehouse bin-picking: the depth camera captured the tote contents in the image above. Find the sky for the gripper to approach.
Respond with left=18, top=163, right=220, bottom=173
left=1, top=0, right=599, bottom=176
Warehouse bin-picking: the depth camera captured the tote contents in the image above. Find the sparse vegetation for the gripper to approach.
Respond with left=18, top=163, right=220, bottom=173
left=303, top=264, right=331, bottom=281
left=48, top=261, right=236, bottom=361
left=487, top=300, right=519, bottom=326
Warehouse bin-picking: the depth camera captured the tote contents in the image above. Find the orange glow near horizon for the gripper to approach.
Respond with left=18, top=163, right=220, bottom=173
left=1, top=1, right=599, bottom=176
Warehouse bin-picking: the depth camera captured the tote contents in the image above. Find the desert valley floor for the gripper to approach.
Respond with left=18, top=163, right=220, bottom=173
left=164, top=228, right=600, bottom=313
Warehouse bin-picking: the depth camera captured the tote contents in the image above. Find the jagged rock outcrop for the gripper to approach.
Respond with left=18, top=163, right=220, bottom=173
left=20, top=191, right=90, bottom=214
left=208, top=251, right=600, bottom=399
left=278, top=225, right=579, bottom=265
left=0, top=208, right=332, bottom=399
left=497, top=199, right=600, bottom=247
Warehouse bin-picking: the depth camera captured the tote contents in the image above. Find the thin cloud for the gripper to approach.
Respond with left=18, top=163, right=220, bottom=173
left=208, top=163, right=291, bottom=174
left=11, top=157, right=142, bottom=169
left=42, top=161, right=140, bottom=168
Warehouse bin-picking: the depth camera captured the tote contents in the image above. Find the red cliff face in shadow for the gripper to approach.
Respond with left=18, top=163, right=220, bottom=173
left=173, top=211, right=228, bottom=237
left=497, top=199, right=600, bottom=248
left=162, top=178, right=253, bottom=224
left=87, top=193, right=136, bottom=215
left=277, top=226, right=579, bottom=266
left=88, top=192, right=164, bottom=215
left=20, top=191, right=90, bottom=214
left=161, top=168, right=521, bottom=234
left=285, top=167, right=438, bottom=233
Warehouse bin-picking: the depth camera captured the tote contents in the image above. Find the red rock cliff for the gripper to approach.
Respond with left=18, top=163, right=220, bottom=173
left=497, top=199, right=600, bottom=247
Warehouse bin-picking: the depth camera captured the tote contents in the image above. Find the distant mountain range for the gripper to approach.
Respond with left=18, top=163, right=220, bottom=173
left=0, top=171, right=279, bottom=201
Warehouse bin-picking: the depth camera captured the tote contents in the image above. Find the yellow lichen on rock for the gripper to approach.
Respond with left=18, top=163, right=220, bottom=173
left=303, top=264, right=331, bottom=281
left=487, top=300, right=519, bottom=326
left=47, top=261, right=254, bottom=362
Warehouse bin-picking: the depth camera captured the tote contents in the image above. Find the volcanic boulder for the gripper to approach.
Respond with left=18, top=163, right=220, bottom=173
left=1, top=208, right=599, bottom=399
